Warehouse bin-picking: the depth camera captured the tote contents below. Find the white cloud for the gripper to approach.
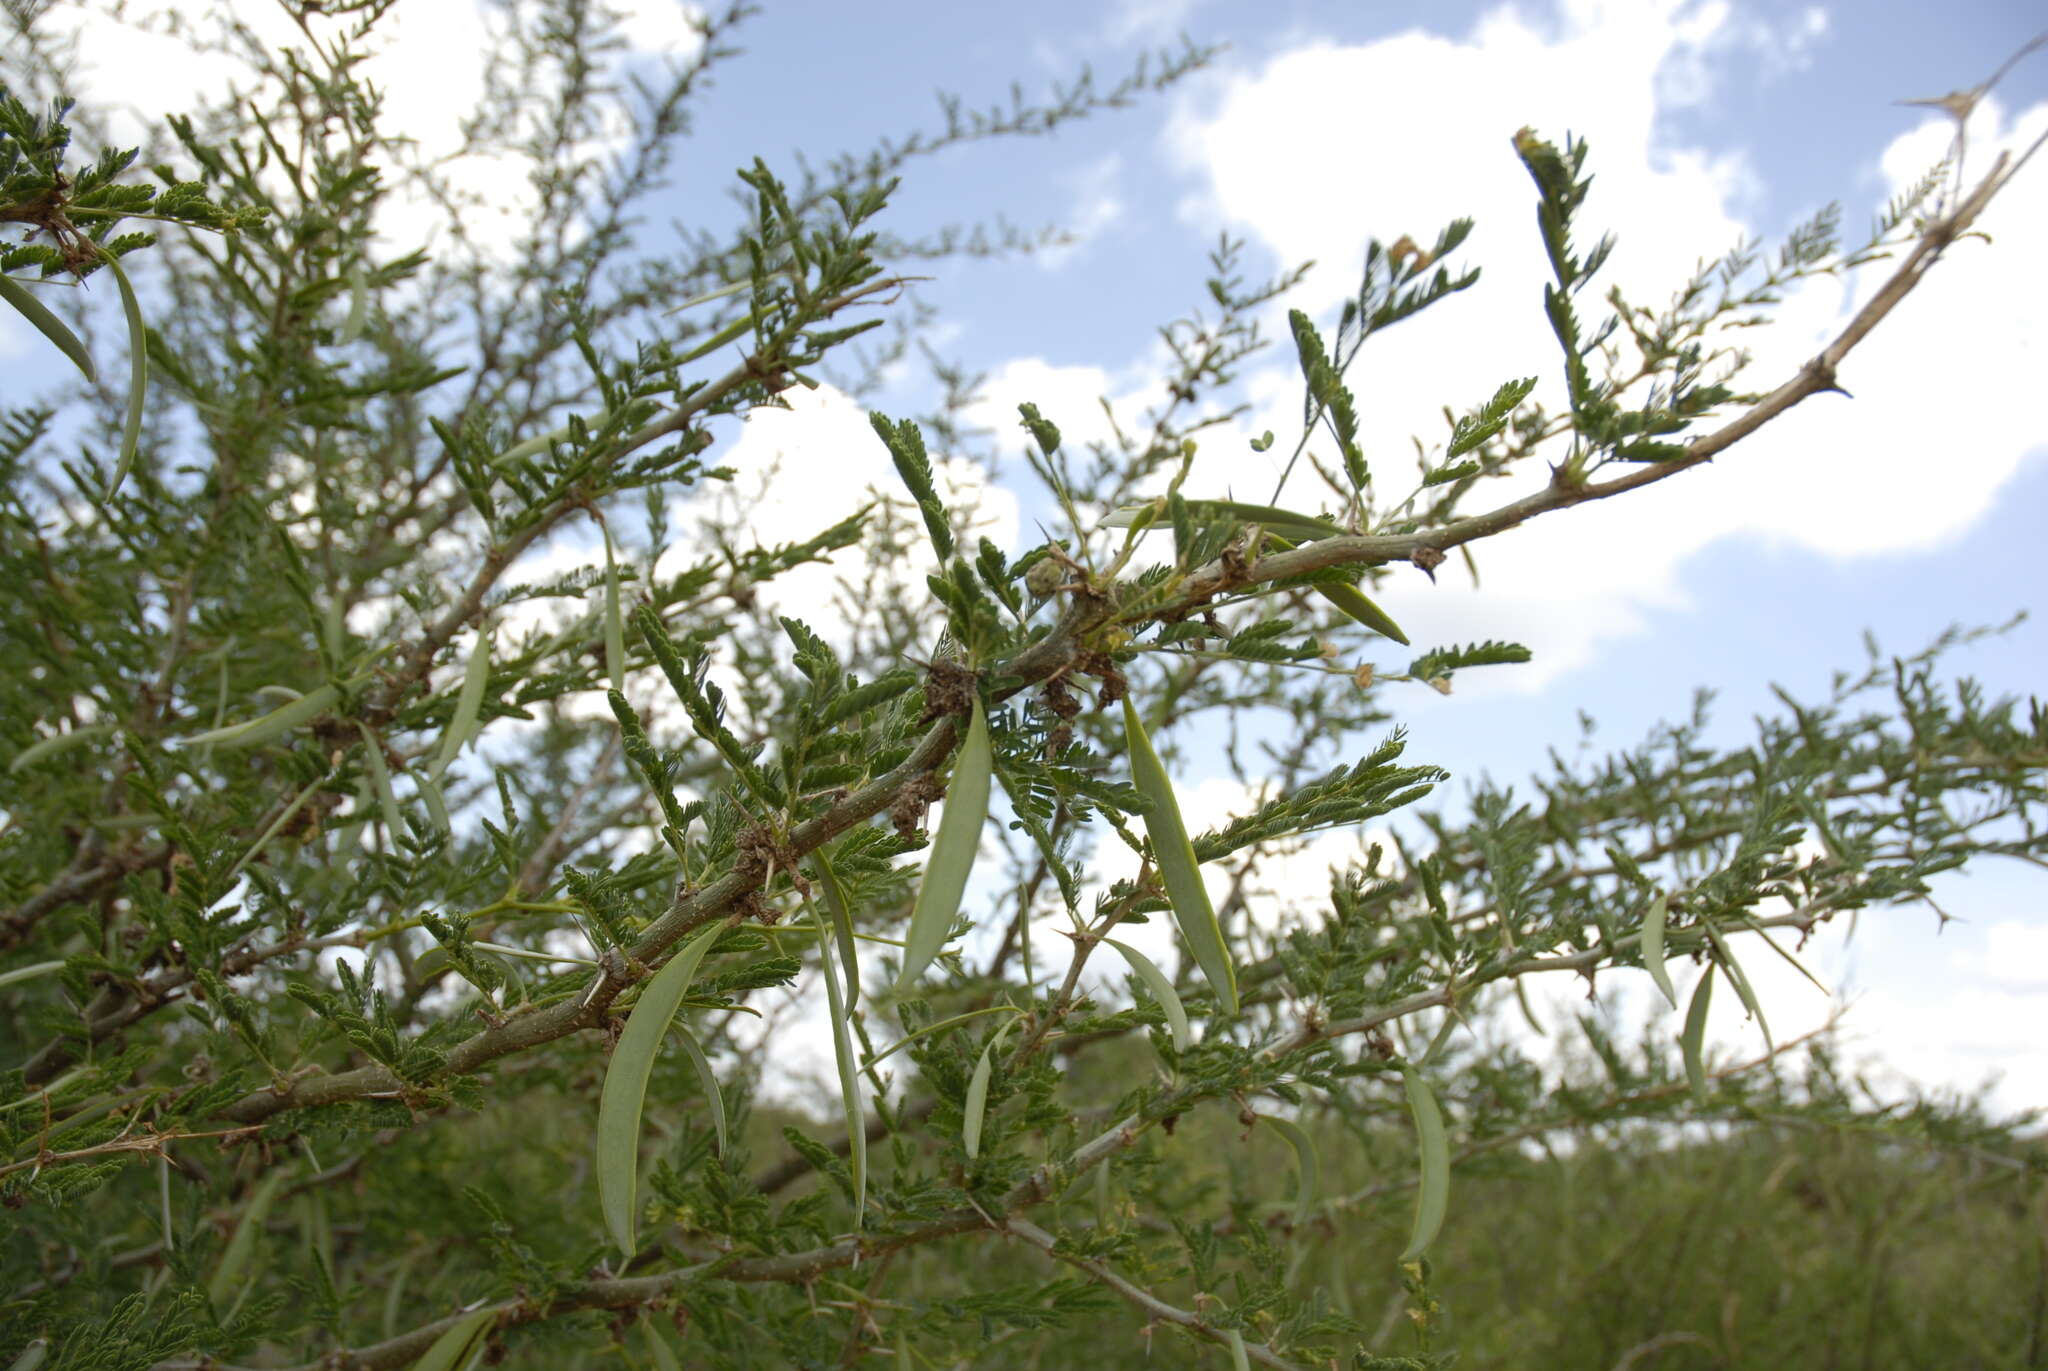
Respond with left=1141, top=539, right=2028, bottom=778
left=28, top=0, right=706, bottom=262
left=964, top=353, right=1171, bottom=462
left=674, top=382, right=1021, bottom=634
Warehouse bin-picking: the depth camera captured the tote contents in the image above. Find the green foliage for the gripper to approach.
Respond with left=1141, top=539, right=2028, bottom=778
left=1, top=12, right=2043, bottom=1371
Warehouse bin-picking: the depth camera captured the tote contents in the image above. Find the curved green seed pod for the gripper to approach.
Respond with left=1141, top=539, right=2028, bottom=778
left=411, top=1307, right=496, bottom=1371
left=962, top=1019, right=1014, bottom=1161
left=808, top=896, right=865, bottom=1222
left=1641, top=890, right=1677, bottom=1009
left=641, top=1323, right=683, bottom=1371
left=595, top=919, right=726, bottom=1256
left=1103, top=937, right=1191, bottom=1053
left=895, top=700, right=992, bottom=993
left=8, top=1338, right=48, bottom=1371
left=1314, top=581, right=1409, bottom=646
left=357, top=724, right=405, bottom=843
left=208, top=1168, right=291, bottom=1304
left=0, top=961, right=65, bottom=992
left=1259, top=1113, right=1319, bottom=1227
left=1260, top=531, right=1408, bottom=644
left=1703, top=923, right=1770, bottom=1051
left=180, top=683, right=341, bottom=749
left=1683, top=963, right=1715, bottom=1103
left=0, top=273, right=94, bottom=381
left=1400, top=1071, right=1450, bottom=1261
left=433, top=626, right=494, bottom=778
left=1122, top=699, right=1238, bottom=1015
left=8, top=723, right=116, bottom=774
left=100, top=249, right=146, bottom=498
left=812, top=850, right=861, bottom=1009
left=673, top=1024, right=726, bottom=1157
left=1103, top=498, right=1345, bottom=541
left=603, top=525, right=626, bottom=695
left=339, top=263, right=368, bottom=345
left=416, top=772, right=452, bottom=835
left=1227, top=1329, right=1250, bottom=1371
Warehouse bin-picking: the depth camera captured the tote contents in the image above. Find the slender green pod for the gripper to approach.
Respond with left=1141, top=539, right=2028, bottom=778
left=867, top=1005, right=1020, bottom=1066
left=1260, top=530, right=1408, bottom=644
left=1103, top=498, right=1345, bottom=540
left=416, top=772, right=452, bottom=835
left=433, top=626, right=494, bottom=778
left=812, top=851, right=861, bottom=1009
left=603, top=525, right=626, bottom=694
left=895, top=700, right=992, bottom=993
left=641, top=1323, right=683, bottom=1371
left=1641, top=890, right=1677, bottom=1009
left=1260, top=1114, right=1320, bottom=1227
left=0, top=961, right=65, bottom=992
left=8, top=723, right=116, bottom=774
left=1400, top=1071, right=1451, bottom=1261
left=809, top=896, right=866, bottom=1221
left=1122, top=699, right=1238, bottom=1015
left=208, top=1168, right=291, bottom=1305
left=1227, top=1329, right=1250, bottom=1371
left=962, top=1019, right=1015, bottom=1160
left=1682, top=963, right=1716, bottom=1103
left=595, top=920, right=726, bottom=1255
left=1314, top=582, right=1410, bottom=646
left=1703, top=923, right=1771, bottom=1050
left=411, top=1307, right=496, bottom=1371
left=1102, top=938, right=1191, bottom=1053
left=179, top=683, right=341, bottom=749
left=674, top=1025, right=727, bottom=1157
left=100, top=249, right=146, bottom=498
left=357, top=724, right=406, bottom=843
left=339, top=263, right=368, bottom=345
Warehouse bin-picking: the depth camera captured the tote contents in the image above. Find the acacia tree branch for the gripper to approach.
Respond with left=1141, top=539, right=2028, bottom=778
left=1160, top=151, right=2019, bottom=610
left=1003, top=1216, right=1312, bottom=1370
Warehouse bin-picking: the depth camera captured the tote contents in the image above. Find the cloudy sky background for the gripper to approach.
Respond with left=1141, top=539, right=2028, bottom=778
left=7, top=0, right=2045, bottom=1119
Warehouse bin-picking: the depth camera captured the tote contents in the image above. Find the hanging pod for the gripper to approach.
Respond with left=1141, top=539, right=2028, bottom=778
left=1122, top=699, right=1238, bottom=1015
left=1682, top=963, right=1716, bottom=1103
left=411, top=1306, right=496, bottom=1371
left=1702, top=923, right=1771, bottom=1051
left=895, top=699, right=992, bottom=993
left=207, top=1168, right=292, bottom=1306
left=1400, top=1070, right=1451, bottom=1261
left=673, top=1026, right=727, bottom=1157
left=1258, top=1113, right=1320, bottom=1228
left=1103, top=938, right=1191, bottom=1053
left=432, top=625, right=494, bottom=779
left=640, top=1323, right=683, bottom=1371
left=808, top=893, right=866, bottom=1222
left=812, top=850, right=861, bottom=1009
left=602, top=525, right=626, bottom=695
left=356, top=723, right=406, bottom=843
left=962, top=1018, right=1016, bottom=1161
left=595, top=919, right=726, bottom=1257
left=1640, top=890, right=1678, bottom=1009
left=179, top=683, right=342, bottom=749
left=100, top=248, right=146, bottom=498
left=8, top=723, right=117, bottom=775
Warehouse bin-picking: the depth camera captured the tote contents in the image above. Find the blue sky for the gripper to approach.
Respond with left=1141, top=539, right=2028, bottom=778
left=10, top=0, right=2045, bottom=1117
